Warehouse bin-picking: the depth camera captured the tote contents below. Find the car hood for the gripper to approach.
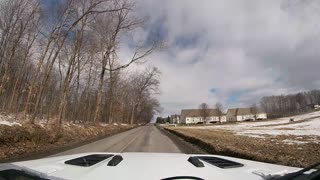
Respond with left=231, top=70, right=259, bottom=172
left=2, top=152, right=300, bottom=180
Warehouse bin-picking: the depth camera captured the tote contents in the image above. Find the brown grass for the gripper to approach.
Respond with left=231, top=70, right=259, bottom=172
left=0, top=124, right=134, bottom=161
left=166, top=127, right=320, bottom=168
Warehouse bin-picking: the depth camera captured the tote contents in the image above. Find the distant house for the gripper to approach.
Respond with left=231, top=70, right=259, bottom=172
left=180, top=109, right=226, bottom=124
left=170, top=114, right=180, bottom=124
left=226, top=108, right=267, bottom=122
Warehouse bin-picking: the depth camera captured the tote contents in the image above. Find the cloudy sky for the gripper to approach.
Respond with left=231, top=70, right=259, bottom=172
left=124, top=0, right=320, bottom=116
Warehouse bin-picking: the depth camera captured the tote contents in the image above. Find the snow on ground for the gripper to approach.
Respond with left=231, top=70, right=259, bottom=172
left=0, top=120, right=21, bottom=126
left=99, top=123, right=109, bottom=127
left=185, top=111, right=320, bottom=144
left=0, top=115, right=21, bottom=126
left=282, top=139, right=308, bottom=145
left=236, top=118, right=320, bottom=137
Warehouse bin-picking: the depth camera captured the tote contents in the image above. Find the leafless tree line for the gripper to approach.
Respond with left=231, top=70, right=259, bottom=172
left=0, top=0, right=162, bottom=125
left=260, top=89, right=320, bottom=118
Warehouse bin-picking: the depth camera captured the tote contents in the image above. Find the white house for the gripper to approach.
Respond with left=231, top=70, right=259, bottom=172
left=170, top=114, right=180, bottom=124
left=180, top=109, right=226, bottom=124
left=226, top=108, right=267, bottom=122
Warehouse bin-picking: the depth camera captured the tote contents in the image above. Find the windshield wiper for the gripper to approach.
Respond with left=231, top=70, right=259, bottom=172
left=272, top=162, right=320, bottom=180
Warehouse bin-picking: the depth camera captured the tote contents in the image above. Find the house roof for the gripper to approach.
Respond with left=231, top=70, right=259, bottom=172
left=226, top=108, right=238, bottom=116
left=181, top=109, right=225, bottom=118
left=227, top=108, right=265, bottom=116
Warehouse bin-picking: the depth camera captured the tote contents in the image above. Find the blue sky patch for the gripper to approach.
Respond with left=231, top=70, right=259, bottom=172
left=210, top=88, right=217, bottom=93
left=227, top=91, right=244, bottom=104
left=145, top=16, right=168, bottom=46
left=173, top=33, right=203, bottom=48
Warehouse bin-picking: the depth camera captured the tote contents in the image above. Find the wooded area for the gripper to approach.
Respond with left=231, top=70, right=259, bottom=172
left=0, top=0, right=162, bottom=126
left=260, top=89, right=320, bottom=118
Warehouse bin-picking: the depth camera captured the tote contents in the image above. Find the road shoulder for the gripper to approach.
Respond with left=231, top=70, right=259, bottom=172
left=156, top=125, right=207, bottom=154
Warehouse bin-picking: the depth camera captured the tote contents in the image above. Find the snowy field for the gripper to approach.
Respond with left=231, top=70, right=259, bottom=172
left=185, top=111, right=320, bottom=144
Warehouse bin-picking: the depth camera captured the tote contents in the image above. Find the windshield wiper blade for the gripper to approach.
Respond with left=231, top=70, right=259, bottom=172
left=273, top=162, right=320, bottom=180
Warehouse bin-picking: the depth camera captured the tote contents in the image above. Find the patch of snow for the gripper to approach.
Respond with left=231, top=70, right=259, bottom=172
left=37, top=119, right=48, bottom=127
left=38, top=123, right=45, bottom=127
left=0, top=114, right=21, bottom=126
left=238, top=128, right=320, bottom=137
left=185, top=111, right=320, bottom=140
left=100, top=123, right=108, bottom=127
left=0, top=120, right=21, bottom=126
left=282, top=139, right=308, bottom=145
left=237, top=133, right=265, bottom=138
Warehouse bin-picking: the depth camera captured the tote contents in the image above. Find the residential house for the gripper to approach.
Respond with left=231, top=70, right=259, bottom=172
left=180, top=109, right=226, bottom=124
left=170, top=114, right=180, bottom=124
left=226, top=108, right=267, bottom=122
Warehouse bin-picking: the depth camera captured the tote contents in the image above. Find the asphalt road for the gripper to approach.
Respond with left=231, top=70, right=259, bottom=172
left=50, top=124, right=185, bottom=157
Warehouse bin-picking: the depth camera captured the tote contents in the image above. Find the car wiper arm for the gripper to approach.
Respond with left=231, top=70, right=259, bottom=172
left=272, top=162, right=320, bottom=180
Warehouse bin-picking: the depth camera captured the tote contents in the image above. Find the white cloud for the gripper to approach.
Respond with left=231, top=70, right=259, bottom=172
left=120, top=0, right=320, bottom=116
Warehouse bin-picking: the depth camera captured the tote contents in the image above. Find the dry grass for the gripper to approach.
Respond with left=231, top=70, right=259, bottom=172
left=166, top=127, right=320, bottom=168
left=0, top=124, right=134, bottom=161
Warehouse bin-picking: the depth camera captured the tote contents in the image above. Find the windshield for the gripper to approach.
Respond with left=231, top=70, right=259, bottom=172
left=0, top=0, right=320, bottom=179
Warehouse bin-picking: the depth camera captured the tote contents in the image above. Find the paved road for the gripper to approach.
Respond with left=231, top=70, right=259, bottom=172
left=50, top=125, right=181, bottom=157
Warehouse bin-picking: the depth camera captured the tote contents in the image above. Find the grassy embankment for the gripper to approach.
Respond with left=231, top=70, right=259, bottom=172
left=165, top=127, right=320, bottom=168
left=0, top=123, right=135, bottom=162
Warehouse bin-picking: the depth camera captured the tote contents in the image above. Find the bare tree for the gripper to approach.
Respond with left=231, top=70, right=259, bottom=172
left=0, top=0, right=162, bottom=127
left=91, top=1, right=160, bottom=123
left=56, top=2, right=91, bottom=125
left=199, top=103, right=210, bottom=124
left=250, top=103, right=258, bottom=120
left=129, top=67, right=160, bottom=124
left=0, top=0, right=40, bottom=109
left=260, top=89, right=320, bottom=118
left=215, top=102, right=224, bottom=123
left=27, top=0, right=131, bottom=124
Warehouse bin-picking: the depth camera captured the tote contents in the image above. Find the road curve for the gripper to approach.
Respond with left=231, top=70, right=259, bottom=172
left=50, top=124, right=181, bottom=157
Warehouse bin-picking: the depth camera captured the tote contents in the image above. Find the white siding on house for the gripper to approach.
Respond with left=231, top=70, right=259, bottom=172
left=186, top=117, right=203, bottom=124
left=181, top=109, right=227, bottom=124
left=236, top=114, right=267, bottom=121
left=237, top=116, right=243, bottom=121
left=237, top=115, right=253, bottom=121
left=170, top=115, right=180, bottom=124
left=257, top=113, right=267, bottom=119
left=227, top=108, right=267, bottom=122
left=208, top=116, right=226, bottom=123
left=227, top=114, right=237, bottom=122
left=184, top=116, right=226, bottom=124
left=208, top=116, right=218, bottom=122
left=221, top=116, right=227, bottom=122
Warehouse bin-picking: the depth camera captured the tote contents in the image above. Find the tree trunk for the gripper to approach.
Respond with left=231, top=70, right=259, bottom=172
left=107, top=70, right=114, bottom=124
left=94, top=66, right=106, bottom=123
left=130, top=105, right=135, bottom=125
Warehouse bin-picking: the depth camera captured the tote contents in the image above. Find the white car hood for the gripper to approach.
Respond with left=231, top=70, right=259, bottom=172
left=3, top=152, right=300, bottom=180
